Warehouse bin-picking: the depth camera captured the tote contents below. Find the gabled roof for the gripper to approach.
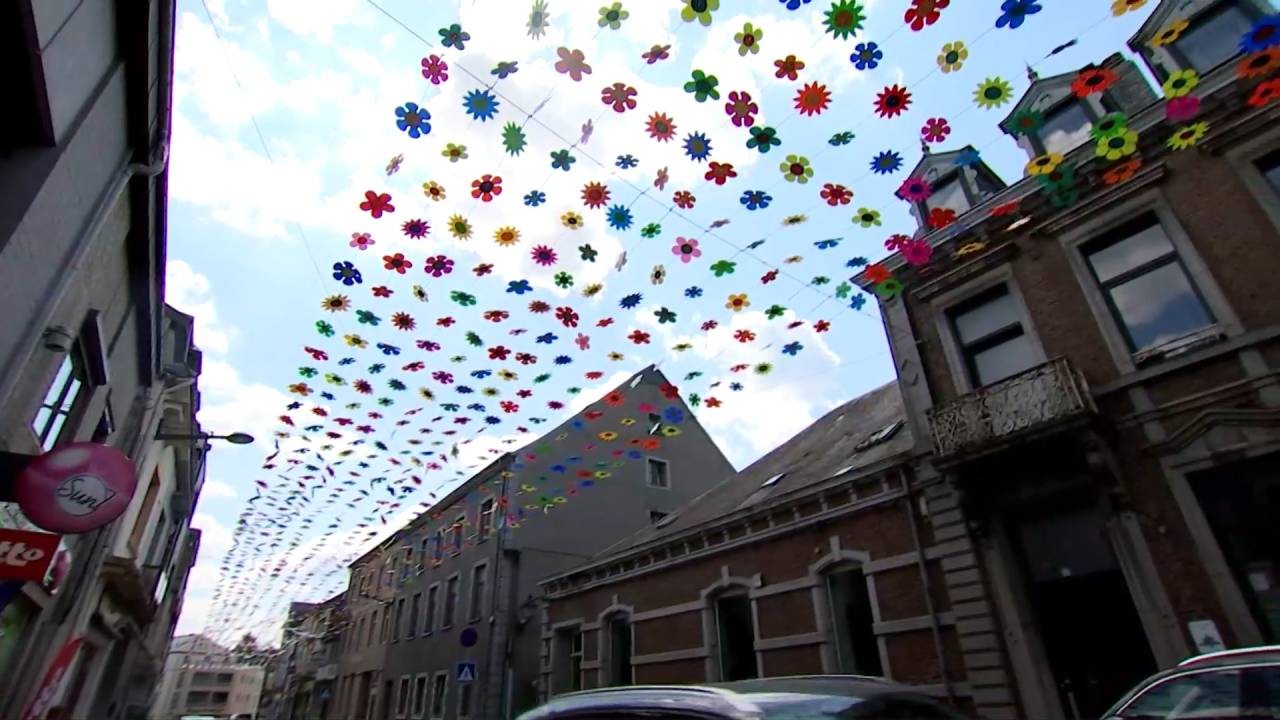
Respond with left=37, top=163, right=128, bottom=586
left=593, top=382, right=909, bottom=558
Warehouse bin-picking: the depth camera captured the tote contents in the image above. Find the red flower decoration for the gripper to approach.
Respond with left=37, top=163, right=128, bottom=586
left=359, top=191, right=394, bottom=218
left=704, top=397, right=722, bottom=408
left=673, top=190, right=696, bottom=209
left=628, top=330, right=651, bottom=344
left=705, top=162, right=737, bottom=185
left=601, top=82, right=638, bottom=113
left=436, top=316, right=455, bottom=327
left=402, top=218, right=430, bottom=238
left=531, top=245, right=558, bottom=266
left=660, top=382, right=680, bottom=399
left=500, top=400, right=519, bottom=413
left=701, top=320, right=719, bottom=331
left=372, top=286, right=392, bottom=297
left=488, top=346, right=511, bottom=361
left=604, top=391, right=625, bottom=406
left=1248, top=79, right=1280, bottom=107
left=483, top=310, right=509, bottom=323
left=424, top=255, right=454, bottom=277
left=921, top=117, right=951, bottom=144
left=596, top=318, right=614, bottom=327
left=555, top=306, right=579, bottom=328
left=863, top=264, right=892, bottom=284
left=904, top=0, right=949, bottom=31
left=820, top=183, right=852, bottom=206
left=646, top=112, right=677, bottom=142
left=884, top=234, right=912, bottom=252
left=725, top=91, right=758, bottom=127
left=794, top=82, right=832, bottom=116
left=383, top=253, right=413, bottom=274
left=734, top=329, right=756, bottom=343
left=528, top=300, right=551, bottom=314
left=761, top=269, right=779, bottom=284
left=928, top=207, right=957, bottom=230
left=897, top=177, right=932, bottom=202
left=814, top=320, right=831, bottom=333
left=515, top=353, right=537, bottom=365
left=471, top=174, right=503, bottom=201
left=473, top=263, right=494, bottom=276
left=774, top=55, right=805, bottom=81
left=581, top=182, right=611, bottom=209
left=990, top=199, right=1020, bottom=217
left=1071, top=66, right=1119, bottom=98
left=903, top=239, right=933, bottom=266
left=874, top=85, right=913, bottom=118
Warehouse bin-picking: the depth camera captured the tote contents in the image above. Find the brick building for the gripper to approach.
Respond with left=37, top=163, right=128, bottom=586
left=540, top=1, right=1280, bottom=719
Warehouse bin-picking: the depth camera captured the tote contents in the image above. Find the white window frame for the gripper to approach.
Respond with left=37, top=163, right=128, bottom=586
left=423, top=582, right=440, bottom=635
left=411, top=673, right=429, bottom=719
left=930, top=266, right=1048, bottom=395
left=477, top=497, right=495, bottom=541
left=467, top=561, right=489, bottom=622
left=1057, top=190, right=1240, bottom=374
left=456, top=678, right=474, bottom=720
left=31, top=348, right=86, bottom=450
left=1224, top=125, right=1280, bottom=237
left=429, top=671, right=448, bottom=719
left=645, top=457, right=671, bottom=489
left=396, top=675, right=411, bottom=719
left=442, top=572, right=460, bottom=629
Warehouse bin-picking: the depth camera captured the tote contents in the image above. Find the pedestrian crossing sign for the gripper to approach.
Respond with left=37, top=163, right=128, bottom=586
left=456, top=662, right=476, bottom=683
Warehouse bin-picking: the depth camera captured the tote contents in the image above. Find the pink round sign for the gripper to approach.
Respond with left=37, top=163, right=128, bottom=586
left=14, top=442, right=137, bottom=533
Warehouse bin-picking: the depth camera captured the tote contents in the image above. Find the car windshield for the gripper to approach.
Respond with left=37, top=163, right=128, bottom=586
left=749, top=693, right=863, bottom=719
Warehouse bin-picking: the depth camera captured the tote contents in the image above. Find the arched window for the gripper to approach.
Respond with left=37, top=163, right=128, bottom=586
left=825, top=564, right=882, bottom=675
left=712, top=588, right=758, bottom=681
left=603, top=612, right=633, bottom=686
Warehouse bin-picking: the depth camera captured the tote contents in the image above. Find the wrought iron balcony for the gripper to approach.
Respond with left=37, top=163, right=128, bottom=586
left=927, top=357, right=1095, bottom=464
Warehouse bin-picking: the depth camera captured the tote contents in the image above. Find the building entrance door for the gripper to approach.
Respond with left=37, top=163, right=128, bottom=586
left=1013, top=503, right=1156, bottom=720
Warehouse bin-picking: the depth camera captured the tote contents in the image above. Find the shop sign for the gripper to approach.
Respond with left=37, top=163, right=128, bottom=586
left=22, top=637, right=83, bottom=720
left=13, top=443, right=137, bottom=533
left=0, top=528, right=61, bottom=582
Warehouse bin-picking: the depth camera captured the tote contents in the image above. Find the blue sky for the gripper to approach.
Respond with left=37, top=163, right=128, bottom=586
left=167, top=0, right=1156, bottom=642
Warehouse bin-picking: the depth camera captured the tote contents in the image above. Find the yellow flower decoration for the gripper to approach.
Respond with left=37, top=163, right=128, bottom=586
left=956, top=241, right=988, bottom=258
left=661, top=425, right=682, bottom=437
left=608, top=352, right=624, bottom=361
left=1150, top=19, right=1189, bottom=48
left=673, top=342, right=693, bottom=352
left=422, top=181, right=446, bottom=201
left=494, top=226, right=521, bottom=246
left=784, top=255, right=804, bottom=264
left=418, top=388, right=435, bottom=400
left=344, top=334, right=368, bottom=348
left=593, top=471, right=612, bottom=479
left=1025, top=152, right=1064, bottom=176
left=555, top=433, right=569, bottom=441
left=735, top=22, right=763, bottom=56
left=442, top=143, right=468, bottom=162
left=1095, top=128, right=1139, bottom=161
left=619, top=418, right=636, bottom=426
left=321, top=295, right=351, bottom=312
left=448, top=214, right=472, bottom=240
left=783, top=214, right=808, bottom=226
left=937, top=41, right=968, bottom=73
left=561, top=211, right=584, bottom=229
left=598, top=431, right=619, bottom=441
left=680, top=0, right=718, bottom=25
left=498, top=369, right=517, bottom=381
left=481, top=387, right=499, bottom=397
left=974, top=77, right=1014, bottom=109
left=582, top=283, right=604, bottom=297
left=412, top=285, right=428, bottom=301
left=1163, top=69, right=1199, bottom=98
left=1111, top=0, right=1147, bottom=16
left=1167, top=121, right=1209, bottom=151
left=726, top=293, right=750, bottom=312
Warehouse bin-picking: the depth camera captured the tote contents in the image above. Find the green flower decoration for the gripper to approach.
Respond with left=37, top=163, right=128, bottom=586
left=680, top=0, right=718, bottom=25
left=747, top=126, right=781, bottom=153
left=765, top=304, right=786, bottom=319
left=1035, top=162, right=1076, bottom=191
left=754, top=362, right=773, bottom=376
left=501, top=122, right=527, bottom=155
left=356, top=310, right=380, bottom=325
left=1048, top=188, right=1081, bottom=209
left=684, top=70, right=720, bottom=102
left=442, top=143, right=468, bottom=162
left=377, top=397, right=394, bottom=406
left=324, top=373, right=345, bottom=385
left=875, top=279, right=903, bottom=300
left=533, top=373, right=551, bottom=384
left=655, top=307, right=677, bottom=324
left=388, top=379, right=406, bottom=391
left=854, top=208, right=881, bottom=228
left=1095, top=129, right=1138, bottom=161
left=579, top=244, right=598, bottom=262
left=688, top=393, right=701, bottom=407
left=735, top=22, right=763, bottom=56
left=812, top=276, right=830, bottom=285
left=1007, top=109, right=1044, bottom=137
left=465, top=331, right=483, bottom=347
left=973, top=77, right=1014, bottom=110
left=554, top=272, right=574, bottom=288
left=598, top=2, right=628, bottom=29
left=450, top=291, right=477, bottom=306
left=567, top=386, right=582, bottom=395
left=829, top=130, right=855, bottom=146
left=824, top=0, right=866, bottom=40
left=316, top=320, right=335, bottom=336
left=710, top=259, right=736, bottom=277
left=368, top=363, right=384, bottom=374
left=835, top=282, right=853, bottom=299
left=1091, top=112, right=1129, bottom=141
left=450, top=355, right=466, bottom=363
left=641, top=223, right=662, bottom=238
left=780, top=154, right=814, bottom=183
left=299, top=366, right=318, bottom=378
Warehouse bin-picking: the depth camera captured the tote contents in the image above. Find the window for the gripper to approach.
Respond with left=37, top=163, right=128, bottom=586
left=924, top=175, right=969, bottom=216
left=826, top=565, right=883, bottom=675
left=1119, top=668, right=1251, bottom=719
left=457, top=682, right=473, bottom=719
left=649, top=510, right=668, bottom=524
left=396, top=676, right=411, bottom=718
left=646, top=458, right=670, bottom=489
left=424, top=585, right=439, bottom=634
left=1083, top=214, right=1215, bottom=355
left=948, top=284, right=1038, bottom=387
left=761, top=473, right=786, bottom=488
left=1040, top=101, right=1093, bottom=156
left=408, top=593, right=421, bottom=638
left=32, top=351, right=85, bottom=450
left=1258, top=149, right=1280, bottom=197
left=1172, top=3, right=1255, bottom=76
left=429, top=673, right=447, bottom=719
left=468, top=564, right=488, bottom=621
left=418, top=536, right=429, bottom=571
left=715, top=592, right=758, bottom=681
left=432, top=531, right=444, bottom=564
left=394, top=598, right=406, bottom=642
left=606, top=614, right=633, bottom=686
left=450, top=516, right=465, bottom=551
left=402, top=547, right=413, bottom=580
left=443, top=575, right=459, bottom=628
left=647, top=413, right=662, bottom=435
left=128, top=470, right=161, bottom=556
left=412, top=675, right=428, bottom=719
left=478, top=498, right=495, bottom=541
left=552, top=627, right=584, bottom=693
left=211, top=691, right=228, bottom=704
left=368, top=610, right=378, bottom=647
left=216, top=673, right=233, bottom=684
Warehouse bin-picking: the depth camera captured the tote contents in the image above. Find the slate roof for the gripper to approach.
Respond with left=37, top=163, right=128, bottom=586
left=595, top=381, right=910, bottom=557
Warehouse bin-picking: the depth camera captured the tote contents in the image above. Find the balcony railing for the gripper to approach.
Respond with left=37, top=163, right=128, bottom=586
left=927, top=358, right=1095, bottom=463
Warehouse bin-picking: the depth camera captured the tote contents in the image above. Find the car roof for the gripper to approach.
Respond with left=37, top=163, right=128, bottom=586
left=1102, top=646, right=1280, bottom=718
left=711, top=675, right=902, bottom=698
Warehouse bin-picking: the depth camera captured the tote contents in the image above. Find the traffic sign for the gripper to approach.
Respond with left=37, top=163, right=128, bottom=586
left=456, top=662, right=476, bottom=683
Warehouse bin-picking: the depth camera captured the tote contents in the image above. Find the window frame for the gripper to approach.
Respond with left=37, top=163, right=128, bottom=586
left=1030, top=97, right=1107, bottom=157
left=477, top=498, right=495, bottom=542
left=429, top=671, right=448, bottom=720
left=411, top=673, right=429, bottom=719
left=1162, top=1, right=1261, bottom=80
left=396, top=675, right=412, bottom=719
left=442, top=573, right=460, bottom=629
left=947, top=284, right=1035, bottom=389
left=932, top=267, right=1047, bottom=395
left=915, top=170, right=976, bottom=222
left=456, top=679, right=474, bottom=720
left=1225, top=127, right=1280, bottom=237
left=645, top=457, right=671, bottom=490
left=467, top=561, right=489, bottom=622
left=423, top=582, right=440, bottom=635
left=408, top=592, right=421, bottom=639
left=32, top=347, right=88, bottom=450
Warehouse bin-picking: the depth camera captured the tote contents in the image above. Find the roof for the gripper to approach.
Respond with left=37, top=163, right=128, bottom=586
left=594, top=381, right=909, bottom=557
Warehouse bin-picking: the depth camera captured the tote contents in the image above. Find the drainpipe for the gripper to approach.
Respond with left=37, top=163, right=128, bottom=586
left=904, top=468, right=954, bottom=700
left=479, top=454, right=513, bottom=720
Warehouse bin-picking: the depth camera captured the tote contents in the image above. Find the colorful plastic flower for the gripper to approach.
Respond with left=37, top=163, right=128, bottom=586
left=1096, top=128, right=1139, bottom=161
left=820, top=183, right=852, bottom=206
left=493, top=226, right=521, bottom=247
left=420, top=55, right=448, bottom=84
left=779, top=0, right=811, bottom=10
left=825, top=0, right=866, bottom=40
left=523, top=190, right=546, bottom=208
left=905, top=0, right=949, bottom=31
left=471, top=174, right=503, bottom=201
left=774, top=55, right=805, bottom=80
left=438, top=23, right=469, bottom=49
left=463, top=89, right=499, bottom=121
left=442, top=143, right=468, bottom=162
left=530, top=245, right=558, bottom=267
left=746, top=126, right=781, bottom=154
left=554, top=47, right=592, bottom=81
left=1008, top=109, right=1044, bottom=137
left=395, top=102, right=430, bottom=138
left=1149, top=19, right=1189, bottom=48
left=735, top=22, right=763, bottom=55
left=1025, top=152, right=1063, bottom=176
left=851, top=42, right=882, bottom=70
left=549, top=149, right=576, bottom=172
left=423, top=255, right=453, bottom=277
left=854, top=208, right=881, bottom=228
left=1167, top=121, right=1209, bottom=151
left=726, top=293, right=750, bottom=312
left=643, top=44, right=672, bottom=63
left=1165, top=96, right=1201, bottom=122
left=710, top=260, right=736, bottom=277
left=937, top=41, right=967, bottom=73
left=350, top=232, right=374, bottom=250
left=1110, top=0, right=1146, bottom=16
left=673, top=190, right=696, bottom=209
left=870, top=150, right=903, bottom=174
left=672, top=238, right=701, bottom=263
left=1072, top=66, right=1119, bottom=98
left=705, top=162, right=736, bottom=185
left=685, top=286, right=703, bottom=298
left=725, top=91, right=758, bottom=127
left=680, top=0, right=718, bottom=25
left=447, top=214, right=472, bottom=240
left=650, top=265, right=666, bottom=285
left=321, top=295, right=351, bottom=312
left=740, top=190, right=771, bottom=210
left=1248, top=78, right=1280, bottom=107
left=607, top=204, right=633, bottom=231
left=684, top=132, right=712, bottom=162
left=922, top=117, right=951, bottom=143
left=1239, top=48, right=1280, bottom=79
left=333, top=261, right=362, bottom=286
left=1102, top=157, right=1142, bottom=186
left=974, top=77, right=1014, bottom=109
left=795, top=82, right=832, bottom=116
left=830, top=130, right=855, bottom=146
left=1163, top=69, right=1199, bottom=98
left=927, top=208, right=957, bottom=231
left=996, top=0, right=1041, bottom=30
left=601, top=82, right=638, bottom=113
left=646, top=112, right=677, bottom=142
left=684, top=70, right=720, bottom=102
left=1241, top=15, right=1280, bottom=54
left=875, top=84, right=912, bottom=117
left=897, top=177, right=932, bottom=202
left=359, top=191, right=394, bottom=218
left=641, top=223, right=661, bottom=238
left=598, top=2, right=628, bottom=29
left=1091, top=112, right=1129, bottom=141
left=780, top=154, right=813, bottom=183
left=616, top=154, right=638, bottom=169
left=582, top=182, right=611, bottom=209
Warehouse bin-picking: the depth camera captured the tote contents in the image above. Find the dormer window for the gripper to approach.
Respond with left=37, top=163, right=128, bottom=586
left=1168, top=3, right=1256, bottom=76
left=1040, top=101, right=1095, bottom=156
left=925, top=174, right=970, bottom=216
left=1136, top=0, right=1268, bottom=81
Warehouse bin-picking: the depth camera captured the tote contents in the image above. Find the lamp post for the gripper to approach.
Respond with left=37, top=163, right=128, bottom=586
left=156, top=431, right=255, bottom=445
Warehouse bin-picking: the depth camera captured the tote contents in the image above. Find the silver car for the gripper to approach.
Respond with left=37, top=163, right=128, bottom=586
left=1101, top=645, right=1280, bottom=719
left=519, top=675, right=968, bottom=719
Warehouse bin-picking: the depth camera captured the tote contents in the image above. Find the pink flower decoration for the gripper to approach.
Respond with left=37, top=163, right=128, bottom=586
left=672, top=237, right=702, bottom=263
left=884, top=234, right=912, bottom=252
left=1165, top=95, right=1201, bottom=122
left=530, top=245, right=558, bottom=266
left=601, top=83, right=638, bottom=113
left=903, top=239, right=933, bottom=266
left=921, top=117, right=951, bottom=144
left=642, top=44, right=670, bottom=64
left=554, top=47, right=592, bottom=82
left=350, top=232, right=374, bottom=250
left=421, top=55, right=449, bottom=85
left=654, top=166, right=670, bottom=191
left=575, top=333, right=590, bottom=351
left=896, top=177, right=932, bottom=202
left=724, top=91, right=758, bottom=128
left=424, top=255, right=454, bottom=277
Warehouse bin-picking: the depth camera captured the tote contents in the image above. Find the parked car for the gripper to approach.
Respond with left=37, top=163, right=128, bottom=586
left=1101, top=645, right=1280, bottom=719
left=518, top=675, right=968, bottom=719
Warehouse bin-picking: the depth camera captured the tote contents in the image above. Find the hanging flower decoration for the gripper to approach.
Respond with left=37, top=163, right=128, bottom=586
left=598, top=2, right=629, bottom=29
left=725, top=91, right=759, bottom=127
left=875, top=84, right=912, bottom=117
left=601, top=83, right=638, bottom=113
left=871, top=150, right=903, bottom=174
left=1102, top=157, right=1143, bottom=186
left=672, top=238, right=702, bottom=263
left=647, top=112, right=677, bottom=141
left=1240, top=15, right=1280, bottom=54
left=794, top=82, right=832, bottom=116
left=1239, top=48, right=1280, bottom=79
left=780, top=155, right=814, bottom=183
left=332, top=261, right=362, bottom=286
left=442, top=143, right=468, bottom=162
left=820, top=183, right=852, bottom=206
left=725, top=293, right=750, bottom=312
left=550, top=149, right=576, bottom=171
left=1248, top=78, right=1280, bottom=107
left=395, top=103, right=430, bottom=138
left=973, top=77, right=1014, bottom=109
left=896, top=176, right=932, bottom=202
left=421, top=55, right=448, bottom=84
left=438, top=23, right=470, bottom=48
left=359, top=191, right=394, bottom=218
left=741, top=190, right=771, bottom=210
left=1008, top=109, right=1044, bottom=137
left=383, top=253, right=413, bottom=274
left=1025, top=152, right=1063, bottom=176
left=735, top=22, right=763, bottom=55
left=673, top=190, right=696, bottom=209
left=684, top=132, right=712, bottom=161
left=774, top=55, right=805, bottom=80
left=680, top=0, right=718, bottom=25
left=1110, top=0, right=1146, bottom=16
left=1165, top=96, right=1201, bottom=122
left=1167, top=121, right=1210, bottom=151
left=937, top=41, right=967, bottom=73
left=581, top=182, right=611, bottom=209
left=684, top=70, right=721, bottom=102
left=705, top=162, right=736, bottom=185
left=1149, top=19, right=1189, bottom=48
left=493, top=226, right=521, bottom=247
left=851, top=42, right=882, bottom=70
left=854, top=208, right=882, bottom=228
left=607, top=205, right=634, bottom=231
left=927, top=208, right=957, bottom=230
left=463, top=89, right=500, bottom=121
left=905, top=0, right=949, bottom=31
left=921, top=117, right=951, bottom=143
left=471, top=175, right=503, bottom=201
left=1096, top=128, right=1139, bottom=161
left=1163, top=69, right=1200, bottom=98
left=1071, top=66, right=1119, bottom=97
left=554, top=48, right=592, bottom=81
left=401, top=219, right=429, bottom=239
left=350, top=232, right=374, bottom=250
left=530, top=245, right=559, bottom=266
left=996, top=0, right=1041, bottom=30
left=825, top=1, right=866, bottom=40
left=747, top=126, right=781, bottom=153
left=448, top=215, right=473, bottom=240
left=423, top=255, right=454, bottom=278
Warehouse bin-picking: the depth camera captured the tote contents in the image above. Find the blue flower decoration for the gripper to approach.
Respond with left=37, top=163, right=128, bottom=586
left=554, top=355, right=572, bottom=365
left=996, top=0, right=1041, bottom=30
left=491, top=61, right=519, bottom=79
left=607, top=204, right=633, bottom=231
left=463, top=88, right=499, bottom=121
left=395, top=102, right=431, bottom=138
left=332, top=261, right=362, bottom=285
left=740, top=190, right=771, bottom=210
left=338, top=357, right=355, bottom=366
left=850, top=294, right=867, bottom=311
left=684, top=286, right=703, bottom=299
left=1241, top=16, right=1280, bottom=53
left=616, top=154, right=638, bottom=169
left=779, top=0, right=811, bottom=9
left=580, top=479, right=595, bottom=487
left=550, top=149, right=576, bottom=171
left=467, top=402, right=486, bottom=411
left=730, top=382, right=744, bottom=391
left=570, top=420, right=585, bottom=431
left=507, top=279, right=532, bottom=295
left=456, top=385, right=474, bottom=394
left=551, top=464, right=567, bottom=474
left=320, top=391, right=335, bottom=401
left=523, top=190, right=546, bottom=207
left=536, top=333, right=557, bottom=344
left=782, top=342, right=803, bottom=356
left=870, top=150, right=903, bottom=175
left=485, top=416, right=502, bottom=425
left=368, top=363, right=385, bottom=374
left=851, top=42, right=882, bottom=71
left=565, top=456, right=582, bottom=464
left=438, top=23, right=470, bottom=49
left=815, top=239, right=840, bottom=250
left=954, top=148, right=982, bottom=167
left=472, top=370, right=493, bottom=380
left=683, top=132, right=712, bottom=162
left=663, top=406, right=685, bottom=424
left=619, top=293, right=642, bottom=309
left=846, top=256, right=869, bottom=268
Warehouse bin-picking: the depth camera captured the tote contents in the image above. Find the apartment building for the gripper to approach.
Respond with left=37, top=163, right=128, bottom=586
left=151, top=635, right=265, bottom=720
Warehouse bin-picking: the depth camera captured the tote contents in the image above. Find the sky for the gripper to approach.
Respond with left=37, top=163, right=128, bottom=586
left=166, top=0, right=1158, bottom=643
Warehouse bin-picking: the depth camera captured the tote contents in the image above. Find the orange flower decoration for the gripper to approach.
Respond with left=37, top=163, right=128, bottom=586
left=1071, top=66, right=1119, bottom=97
left=794, top=82, right=832, bottom=116
left=1102, top=157, right=1142, bottom=186
left=1238, top=49, right=1280, bottom=80
left=863, top=263, right=891, bottom=284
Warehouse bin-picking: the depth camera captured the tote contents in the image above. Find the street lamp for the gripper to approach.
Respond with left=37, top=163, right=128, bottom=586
left=157, top=431, right=256, bottom=445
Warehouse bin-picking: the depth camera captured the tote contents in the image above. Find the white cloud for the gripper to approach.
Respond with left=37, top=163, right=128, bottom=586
left=266, top=0, right=362, bottom=42
left=201, top=479, right=238, bottom=499
left=166, top=259, right=233, bottom=355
